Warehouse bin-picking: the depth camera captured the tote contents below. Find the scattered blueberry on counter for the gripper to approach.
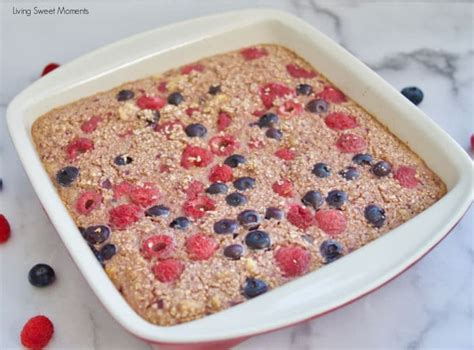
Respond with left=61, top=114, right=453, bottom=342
left=401, top=86, right=424, bottom=105
left=28, top=264, right=56, bottom=287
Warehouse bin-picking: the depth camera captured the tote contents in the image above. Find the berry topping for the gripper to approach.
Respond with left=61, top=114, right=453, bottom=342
left=372, top=161, right=392, bottom=177
left=319, top=240, right=344, bottom=263
left=316, top=86, right=347, bottom=103
left=153, top=259, right=184, bottom=282
left=272, top=180, right=293, bottom=197
left=137, top=95, right=166, bottom=110
left=224, top=244, right=244, bottom=260
left=243, top=278, right=268, bottom=298
left=259, top=82, right=294, bottom=109
left=315, top=209, right=347, bottom=235
left=41, top=63, right=60, bottom=76
left=312, top=162, right=332, bottom=178
left=238, top=210, right=261, bottom=229
left=224, top=154, right=246, bottom=168
left=66, top=137, right=94, bottom=160
left=296, top=83, right=313, bottom=96
left=265, top=128, right=283, bottom=140
left=275, top=148, right=296, bottom=160
left=114, top=154, right=133, bottom=166
left=180, top=63, right=205, bottom=74
left=301, top=190, right=324, bottom=209
left=20, top=315, right=54, bottom=349
left=325, top=112, right=358, bottom=130
left=339, top=166, right=360, bottom=180
left=185, top=123, right=208, bottom=137
left=335, top=134, right=367, bottom=153
left=185, top=180, right=205, bottom=200
left=240, top=47, right=268, bottom=60
left=278, top=100, right=304, bottom=117
left=28, top=264, right=56, bottom=287
left=112, top=181, right=133, bottom=199
left=90, top=244, right=105, bottom=266
left=141, top=235, right=175, bottom=260
left=116, top=89, right=135, bottom=101
left=233, top=177, right=256, bottom=191
left=275, top=245, right=311, bottom=277
left=75, top=190, right=102, bottom=215
left=169, top=216, right=191, bottom=230
left=326, top=190, right=348, bottom=208
left=245, top=230, right=271, bottom=249
left=186, top=233, right=218, bottom=260
left=286, top=63, right=316, bottom=78
left=209, top=135, right=240, bottom=156
left=394, top=166, right=420, bottom=188
left=167, top=92, right=184, bottom=106
left=364, top=204, right=386, bottom=228
left=145, top=205, right=171, bottom=217
left=213, top=219, right=239, bottom=234
left=208, top=85, right=221, bottom=95
left=109, top=204, right=142, bottom=230
left=158, top=81, right=168, bottom=92
left=265, top=207, right=284, bottom=220
left=129, top=185, right=160, bottom=207
left=209, top=164, right=233, bottom=183
left=154, top=120, right=184, bottom=138
left=100, top=244, right=117, bottom=260
left=471, top=134, right=474, bottom=151
left=306, top=99, right=329, bottom=114
left=225, top=192, right=247, bottom=207
left=183, top=195, right=216, bottom=219
left=0, top=214, right=11, bottom=244
left=206, top=182, right=229, bottom=195
left=401, top=86, right=424, bottom=105
left=83, top=225, right=111, bottom=244
left=217, top=112, right=232, bottom=131
left=181, top=145, right=214, bottom=168
left=287, top=205, right=314, bottom=229
left=352, top=153, right=373, bottom=165
left=56, top=166, right=79, bottom=186
left=80, top=116, right=102, bottom=133
left=258, top=113, right=279, bottom=128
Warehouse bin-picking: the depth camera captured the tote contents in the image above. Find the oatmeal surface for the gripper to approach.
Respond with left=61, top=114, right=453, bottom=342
left=32, top=44, right=445, bottom=326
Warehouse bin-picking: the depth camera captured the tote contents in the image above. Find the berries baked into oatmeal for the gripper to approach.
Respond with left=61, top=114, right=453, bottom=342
left=32, top=44, right=446, bottom=326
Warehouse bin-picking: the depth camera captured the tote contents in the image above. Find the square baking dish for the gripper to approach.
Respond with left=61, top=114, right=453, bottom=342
left=6, top=9, right=473, bottom=347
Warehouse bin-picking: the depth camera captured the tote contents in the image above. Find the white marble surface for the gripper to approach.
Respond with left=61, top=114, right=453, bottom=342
left=0, top=1, right=473, bottom=349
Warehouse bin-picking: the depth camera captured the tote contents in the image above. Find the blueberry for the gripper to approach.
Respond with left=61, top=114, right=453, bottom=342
left=296, top=83, right=313, bottom=96
left=224, top=244, right=244, bottom=260
left=319, top=240, right=344, bottom=263
left=83, top=225, right=111, bottom=245
left=185, top=123, right=207, bottom=137
left=170, top=217, right=190, bottom=230
left=245, top=230, right=271, bottom=249
left=214, top=219, right=239, bottom=234
left=0, top=178, right=3, bottom=191
left=145, top=205, right=170, bottom=217
left=167, top=92, right=184, bottom=105
left=326, top=190, right=348, bottom=208
left=100, top=244, right=117, bottom=260
left=265, top=128, right=283, bottom=140
left=226, top=192, right=247, bottom=207
left=78, top=226, right=86, bottom=237
left=339, top=167, right=360, bottom=180
left=56, top=166, right=79, bottom=186
left=206, top=182, right=228, bottom=195
left=233, top=177, right=256, bottom=191
left=114, top=154, right=133, bottom=166
left=312, top=163, right=331, bottom=178
left=224, top=154, right=246, bottom=168
left=352, top=153, right=373, bottom=165
left=302, top=190, right=324, bottom=209
left=265, top=207, right=284, bottom=220
left=28, top=264, right=56, bottom=287
left=372, top=161, right=392, bottom=177
left=243, top=277, right=268, bottom=298
left=258, top=113, right=279, bottom=128
left=208, top=85, right=221, bottom=95
left=401, top=86, right=423, bottom=105
left=306, top=99, right=329, bottom=113
left=90, top=245, right=105, bottom=266
left=238, top=210, right=261, bottom=229
left=116, top=89, right=134, bottom=101
left=364, top=204, right=386, bottom=228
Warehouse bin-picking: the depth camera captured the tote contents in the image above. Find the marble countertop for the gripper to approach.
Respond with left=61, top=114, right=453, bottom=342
left=0, top=1, right=472, bottom=349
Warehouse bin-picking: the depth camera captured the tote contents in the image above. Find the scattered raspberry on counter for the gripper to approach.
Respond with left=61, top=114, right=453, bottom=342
left=41, top=63, right=60, bottom=77
left=0, top=214, right=11, bottom=243
left=20, top=315, right=54, bottom=349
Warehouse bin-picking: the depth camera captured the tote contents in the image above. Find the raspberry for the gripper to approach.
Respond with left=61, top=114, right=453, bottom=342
left=275, top=245, right=311, bottom=277
left=325, top=112, right=358, bottom=130
left=136, top=95, right=166, bottom=110
left=180, top=63, right=204, bottom=74
left=153, top=259, right=184, bottom=282
left=80, top=116, right=102, bottom=133
left=259, top=83, right=294, bottom=109
left=471, top=134, right=474, bottom=151
left=129, top=185, right=160, bottom=207
left=209, top=135, right=240, bottom=156
left=112, top=181, right=134, bottom=200
left=287, top=205, right=314, bottom=229
left=66, top=137, right=94, bottom=160
left=272, top=180, right=293, bottom=197
left=316, top=86, right=347, bottom=103
left=41, top=63, right=59, bottom=76
left=278, top=100, right=304, bottom=117
left=186, top=233, right=218, bottom=260
left=181, top=145, right=214, bottom=168
left=315, top=209, right=347, bottom=236
left=154, top=120, right=184, bottom=138
left=275, top=148, right=296, bottom=161
left=185, top=107, right=199, bottom=116
left=185, top=180, right=204, bottom=200
left=109, top=204, right=142, bottom=230
left=183, top=195, right=216, bottom=219
left=209, top=164, right=233, bottom=183
left=158, top=81, right=167, bottom=93
left=20, top=315, right=54, bottom=349
left=141, top=235, right=175, bottom=260
left=286, top=64, right=316, bottom=78
left=217, top=112, right=232, bottom=131
left=394, top=166, right=420, bottom=189
left=75, top=190, right=102, bottom=215
left=240, top=47, right=268, bottom=60
left=0, top=214, right=11, bottom=244
left=336, top=134, right=367, bottom=153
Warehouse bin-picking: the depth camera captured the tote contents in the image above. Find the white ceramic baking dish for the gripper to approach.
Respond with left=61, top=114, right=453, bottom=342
left=6, top=9, right=473, bottom=349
